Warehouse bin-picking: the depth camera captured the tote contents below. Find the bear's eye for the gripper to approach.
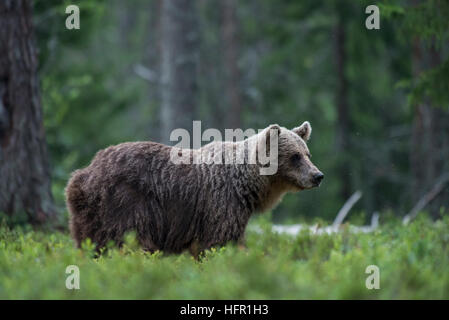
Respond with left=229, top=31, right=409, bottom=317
left=290, top=154, right=302, bottom=164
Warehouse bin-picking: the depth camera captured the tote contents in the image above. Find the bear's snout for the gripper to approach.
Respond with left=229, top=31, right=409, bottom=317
left=312, top=172, right=324, bottom=187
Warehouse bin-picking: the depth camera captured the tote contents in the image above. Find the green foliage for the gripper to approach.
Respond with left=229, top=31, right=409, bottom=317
left=1, top=215, right=449, bottom=299
left=408, top=58, right=449, bottom=108
left=381, top=0, right=449, bottom=109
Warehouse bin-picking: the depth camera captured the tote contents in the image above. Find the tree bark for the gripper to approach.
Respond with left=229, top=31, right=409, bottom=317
left=221, top=0, right=242, bottom=129
left=0, top=0, right=56, bottom=224
left=159, top=0, right=198, bottom=144
left=410, top=38, right=449, bottom=216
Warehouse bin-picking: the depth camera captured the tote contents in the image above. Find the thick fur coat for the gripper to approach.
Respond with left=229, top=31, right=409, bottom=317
left=65, top=122, right=323, bottom=254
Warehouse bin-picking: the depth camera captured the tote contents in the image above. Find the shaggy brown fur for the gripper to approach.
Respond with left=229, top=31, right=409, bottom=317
left=65, top=122, right=323, bottom=254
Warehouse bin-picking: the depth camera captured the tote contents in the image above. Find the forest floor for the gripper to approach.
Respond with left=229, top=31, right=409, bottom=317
left=0, top=214, right=448, bottom=299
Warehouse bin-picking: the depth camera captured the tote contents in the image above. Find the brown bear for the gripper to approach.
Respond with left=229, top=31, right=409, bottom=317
left=65, top=122, right=323, bottom=255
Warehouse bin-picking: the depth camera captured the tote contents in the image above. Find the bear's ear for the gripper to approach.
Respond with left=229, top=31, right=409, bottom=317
left=292, top=121, right=312, bottom=141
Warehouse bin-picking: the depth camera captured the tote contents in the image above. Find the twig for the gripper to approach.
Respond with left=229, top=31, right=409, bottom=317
left=403, top=173, right=449, bottom=225
left=332, top=190, right=363, bottom=231
left=370, top=211, right=379, bottom=229
left=133, top=64, right=159, bottom=83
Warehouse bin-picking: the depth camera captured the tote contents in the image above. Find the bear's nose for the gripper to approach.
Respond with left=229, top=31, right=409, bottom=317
left=313, top=172, right=324, bottom=186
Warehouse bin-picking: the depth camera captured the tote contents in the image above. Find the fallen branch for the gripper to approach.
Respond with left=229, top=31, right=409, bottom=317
left=262, top=211, right=379, bottom=236
left=332, top=190, right=362, bottom=231
left=402, top=173, right=449, bottom=225
left=354, top=212, right=379, bottom=233
left=249, top=191, right=379, bottom=237
left=269, top=214, right=378, bottom=236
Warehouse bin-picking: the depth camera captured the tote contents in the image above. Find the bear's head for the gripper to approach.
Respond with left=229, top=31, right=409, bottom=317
left=259, top=122, right=324, bottom=190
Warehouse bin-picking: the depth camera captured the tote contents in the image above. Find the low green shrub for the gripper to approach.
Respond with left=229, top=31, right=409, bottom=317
left=0, top=214, right=448, bottom=299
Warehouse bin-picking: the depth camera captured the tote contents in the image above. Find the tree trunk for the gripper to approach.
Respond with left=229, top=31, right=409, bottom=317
left=221, top=0, right=242, bottom=129
left=334, top=18, right=351, bottom=200
left=159, top=0, right=198, bottom=144
left=410, top=38, right=449, bottom=216
left=0, top=0, right=56, bottom=224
